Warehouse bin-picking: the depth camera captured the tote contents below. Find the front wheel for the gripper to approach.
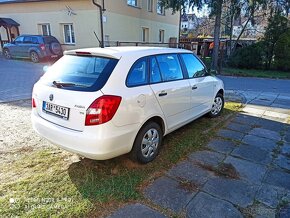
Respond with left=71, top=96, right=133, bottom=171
left=30, top=51, right=40, bottom=63
left=208, top=93, right=224, bottom=118
left=130, top=122, right=163, bottom=164
left=3, top=49, right=11, bottom=59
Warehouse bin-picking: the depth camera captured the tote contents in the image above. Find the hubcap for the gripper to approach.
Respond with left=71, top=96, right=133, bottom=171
left=211, top=96, right=223, bottom=115
left=31, top=53, right=38, bottom=62
left=141, top=128, right=159, bottom=158
left=4, top=50, right=10, bottom=58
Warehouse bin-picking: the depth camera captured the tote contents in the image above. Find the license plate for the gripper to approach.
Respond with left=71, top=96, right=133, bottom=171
left=43, top=102, right=70, bottom=120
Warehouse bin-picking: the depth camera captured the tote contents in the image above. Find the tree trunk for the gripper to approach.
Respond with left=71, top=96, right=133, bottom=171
left=211, top=0, right=223, bottom=72
left=229, top=12, right=234, bottom=56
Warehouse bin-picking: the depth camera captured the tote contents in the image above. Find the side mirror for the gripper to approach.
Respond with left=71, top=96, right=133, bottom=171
left=43, top=66, right=50, bottom=73
left=210, top=70, right=217, bottom=75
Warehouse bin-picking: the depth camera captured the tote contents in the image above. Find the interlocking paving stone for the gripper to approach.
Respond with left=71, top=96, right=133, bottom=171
left=274, top=155, right=290, bottom=171
left=285, top=133, right=290, bottom=143
left=108, top=203, right=167, bottom=218
left=224, top=156, right=267, bottom=184
left=217, top=129, right=244, bottom=141
left=242, top=135, right=277, bottom=151
left=255, top=118, right=285, bottom=132
left=279, top=204, right=290, bottom=218
left=167, top=161, right=213, bottom=185
left=250, top=99, right=272, bottom=106
left=188, top=150, right=225, bottom=167
left=256, top=184, right=287, bottom=208
left=281, top=144, right=290, bottom=156
left=264, top=169, right=290, bottom=190
left=207, top=139, right=236, bottom=154
left=186, top=192, right=243, bottom=218
left=248, top=128, right=281, bottom=141
left=244, top=204, right=276, bottom=218
left=231, top=144, right=272, bottom=165
left=226, top=122, right=252, bottom=134
left=202, top=178, right=258, bottom=208
left=242, top=106, right=265, bottom=116
left=232, top=114, right=260, bottom=125
left=144, top=177, right=195, bottom=213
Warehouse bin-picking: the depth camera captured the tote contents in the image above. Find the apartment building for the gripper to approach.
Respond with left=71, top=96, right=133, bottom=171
left=0, top=0, right=179, bottom=51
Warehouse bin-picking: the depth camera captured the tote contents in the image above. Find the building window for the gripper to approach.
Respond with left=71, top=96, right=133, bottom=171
left=142, top=27, right=149, bottom=43
left=148, top=0, right=153, bottom=12
left=40, top=24, right=51, bottom=36
left=63, top=24, right=75, bottom=44
left=159, top=29, right=164, bottom=43
left=127, top=0, right=138, bottom=7
left=157, top=0, right=165, bottom=15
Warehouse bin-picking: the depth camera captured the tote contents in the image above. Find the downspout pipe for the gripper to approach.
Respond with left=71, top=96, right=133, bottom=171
left=92, top=0, right=105, bottom=48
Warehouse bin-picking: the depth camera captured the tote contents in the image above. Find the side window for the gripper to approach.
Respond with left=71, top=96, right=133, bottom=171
left=24, top=37, right=33, bottom=44
left=126, top=58, right=148, bottom=87
left=31, top=37, right=39, bottom=44
left=150, top=57, right=162, bottom=83
left=181, top=54, right=207, bottom=78
left=156, top=54, right=183, bottom=82
left=14, top=36, right=24, bottom=43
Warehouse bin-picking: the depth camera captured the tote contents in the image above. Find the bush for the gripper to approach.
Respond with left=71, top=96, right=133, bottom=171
left=228, top=42, right=265, bottom=69
left=274, top=29, right=290, bottom=71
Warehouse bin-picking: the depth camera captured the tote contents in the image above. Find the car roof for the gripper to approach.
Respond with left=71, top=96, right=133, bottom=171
left=18, top=35, right=54, bottom=38
left=64, top=46, right=192, bottom=59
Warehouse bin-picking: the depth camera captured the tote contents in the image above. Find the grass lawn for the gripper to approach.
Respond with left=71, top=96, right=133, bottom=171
left=0, top=102, right=241, bottom=217
left=222, top=67, right=290, bottom=79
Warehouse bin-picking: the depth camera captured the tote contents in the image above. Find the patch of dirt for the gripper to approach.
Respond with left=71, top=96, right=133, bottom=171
left=196, top=162, right=240, bottom=179
left=177, top=177, right=201, bottom=192
left=122, top=159, right=142, bottom=169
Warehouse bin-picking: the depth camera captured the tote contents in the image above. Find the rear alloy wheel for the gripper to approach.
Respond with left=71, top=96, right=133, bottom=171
left=30, top=51, right=40, bottom=63
left=3, top=49, right=11, bottom=59
left=131, top=122, right=163, bottom=164
left=208, top=93, right=224, bottom=118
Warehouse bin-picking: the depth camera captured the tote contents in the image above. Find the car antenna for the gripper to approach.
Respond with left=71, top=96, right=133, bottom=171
left=93, top=31, right=102, bottom=48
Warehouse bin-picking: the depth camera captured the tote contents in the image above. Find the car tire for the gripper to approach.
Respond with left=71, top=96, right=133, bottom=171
left=3, top=49, right=11, bottom=59
left=30, top=51, right=40, bottom=63
left=130, top=122, right=163, bottom=164
left=208, top=93, right=224, bottom=118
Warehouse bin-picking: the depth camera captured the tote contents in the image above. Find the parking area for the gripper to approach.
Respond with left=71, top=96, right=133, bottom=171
left=0, top=56, right=49, bottom=102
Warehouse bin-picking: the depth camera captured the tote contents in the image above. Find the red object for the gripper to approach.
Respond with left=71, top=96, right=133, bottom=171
left=32, top=98, right=36, bottom=108
left=76, top=51, right=92, bottom=56
left=85, top=95, right=122, bottom=126
left=39, top=44, right=46, bottom=51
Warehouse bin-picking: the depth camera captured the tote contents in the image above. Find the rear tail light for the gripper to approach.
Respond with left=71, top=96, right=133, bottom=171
left=32, top=98, right=36, bottom=108
left=85, top=95, right=122, bottom=126
left=40, top=44, right=45, bottom=51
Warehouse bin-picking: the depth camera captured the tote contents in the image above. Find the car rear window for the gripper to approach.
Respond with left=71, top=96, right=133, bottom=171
left=43, top=36, right=59, bottom=44
left=40, top=55, right=118, bottom=92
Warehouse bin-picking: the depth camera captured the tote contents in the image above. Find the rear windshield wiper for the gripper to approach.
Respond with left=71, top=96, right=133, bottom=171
left=52, top=81, right=86, bottom=88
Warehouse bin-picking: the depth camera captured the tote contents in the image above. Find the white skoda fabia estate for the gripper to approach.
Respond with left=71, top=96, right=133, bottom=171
left=32, top=47, right=224, bottom=163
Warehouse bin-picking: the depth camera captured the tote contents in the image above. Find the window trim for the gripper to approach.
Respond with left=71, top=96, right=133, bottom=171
left=159, top=29, right=165, bottom=43
left=125, top=53, right=196, bottom=88
left=179, top=53, right=210, bottom=79
left=40, top=23, right=51, bottom=36
left=147, top=0, right=153, bottom=12
left=126, top=57, right=150, bottom=88
left=63, top=23, right=75, bottom=45
left=141, top=27, right=149, bottom=43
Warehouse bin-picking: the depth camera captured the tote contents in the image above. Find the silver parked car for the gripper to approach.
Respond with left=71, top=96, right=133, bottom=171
left=3, top=35, right=63, bottom=63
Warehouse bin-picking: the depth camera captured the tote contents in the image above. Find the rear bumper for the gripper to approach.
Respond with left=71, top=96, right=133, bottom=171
left=31, top=112, right=139, bottom=160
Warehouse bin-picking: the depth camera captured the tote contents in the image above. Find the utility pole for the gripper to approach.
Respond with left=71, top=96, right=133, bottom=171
left=92, top=0, right=106, bottom=48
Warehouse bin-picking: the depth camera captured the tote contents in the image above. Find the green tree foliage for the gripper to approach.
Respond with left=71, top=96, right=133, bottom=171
left=228, top=41, right=265, bottom=69
left=274, top=29, right=290, bottom=71
left=263, top=13, right=289, bottom=69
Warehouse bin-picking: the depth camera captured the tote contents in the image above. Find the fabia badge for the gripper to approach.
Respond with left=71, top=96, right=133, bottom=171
left=49, top=94, right=54, bottom=101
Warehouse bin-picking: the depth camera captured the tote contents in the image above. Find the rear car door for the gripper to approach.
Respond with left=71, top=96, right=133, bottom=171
left=149, top=54, right=191, bottom=130
left=9, top=36, right=24, bottom=57
left=180, top=53, right=214, bottom=117
left=23, top=36, right=35, bottom=58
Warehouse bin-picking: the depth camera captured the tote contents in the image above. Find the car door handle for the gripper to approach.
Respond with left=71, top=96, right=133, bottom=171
left=158, top=92, right=167, bottom=97
left=192, top=85, right=198, bottom=90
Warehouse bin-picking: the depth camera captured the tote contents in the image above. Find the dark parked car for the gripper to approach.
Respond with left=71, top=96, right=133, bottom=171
left=3, top=35, right=63, bottom=63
